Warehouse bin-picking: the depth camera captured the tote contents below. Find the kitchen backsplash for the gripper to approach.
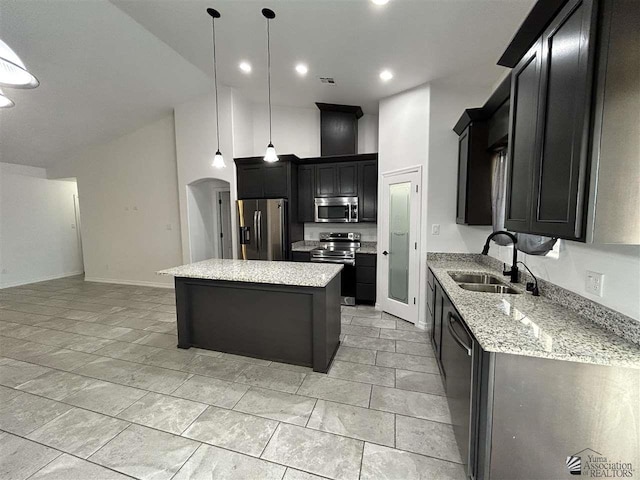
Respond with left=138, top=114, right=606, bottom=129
left=303, top=223, right=378, bottom=242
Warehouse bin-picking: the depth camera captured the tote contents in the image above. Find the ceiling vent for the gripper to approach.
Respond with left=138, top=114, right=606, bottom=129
left=319, top=77, right=336, bottom=85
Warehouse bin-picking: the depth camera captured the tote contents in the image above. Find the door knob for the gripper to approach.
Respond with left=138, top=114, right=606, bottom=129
left=382, top=251, right=389, bottom=256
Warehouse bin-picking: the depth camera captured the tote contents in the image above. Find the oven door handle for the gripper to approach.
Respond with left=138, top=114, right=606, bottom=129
left=310, top=258, right=355, bottom=266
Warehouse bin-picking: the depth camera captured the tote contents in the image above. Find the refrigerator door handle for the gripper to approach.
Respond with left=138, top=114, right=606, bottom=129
left=257, top=210, right=263, bottom=255
left=253, top=211, right=259, bottom=255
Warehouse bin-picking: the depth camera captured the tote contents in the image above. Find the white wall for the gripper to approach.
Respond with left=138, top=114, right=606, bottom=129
left=377, top=83, right=431, bottom=327
left=252, top=104, right=320, bottom=158
left=251, top=103, right=378, bottom=158
left=231, top=89, right=255, bottom=159
left=426, top=79, right=494, bottom=253
left=490, top=243, right=640, bottom=320
left=174, top=88, right=239, bottom=264
left=48, top=115, right=182, bottom=287
left=0, top=163, right=83, bottom=287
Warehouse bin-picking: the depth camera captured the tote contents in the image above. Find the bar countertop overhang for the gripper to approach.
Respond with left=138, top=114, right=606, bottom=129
left=158, top=258, right=343, bottom=288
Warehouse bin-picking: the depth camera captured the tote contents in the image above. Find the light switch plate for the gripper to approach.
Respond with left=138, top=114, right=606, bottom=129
left=585, top=270, right=604, bottom=297
left=431, top=224, right=440, bottom=235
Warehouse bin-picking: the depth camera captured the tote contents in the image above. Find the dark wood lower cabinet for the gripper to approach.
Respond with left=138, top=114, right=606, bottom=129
left=291, top=251, right=311, bottom=262
left=174, top=276, right=341, bottom=373
left=355, top=253, right=376, bottom=304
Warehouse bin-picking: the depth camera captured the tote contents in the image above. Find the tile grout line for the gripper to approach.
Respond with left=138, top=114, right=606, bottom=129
left=2, top=381, right=462, bottom=467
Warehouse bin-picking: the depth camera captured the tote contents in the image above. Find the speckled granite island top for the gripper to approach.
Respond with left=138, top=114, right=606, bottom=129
left=158, top=259, right=343, bottom=288
left=428, top=259, right=640, bottom=369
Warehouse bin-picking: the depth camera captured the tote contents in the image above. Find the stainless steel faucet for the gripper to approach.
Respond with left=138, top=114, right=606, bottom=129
left=482, top=231, right=519, bottom=283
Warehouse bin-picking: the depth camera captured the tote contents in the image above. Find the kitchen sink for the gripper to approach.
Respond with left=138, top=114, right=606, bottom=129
left=457, top=283, right=521, bottom=294
left=448, top=272, right=503, bottom=285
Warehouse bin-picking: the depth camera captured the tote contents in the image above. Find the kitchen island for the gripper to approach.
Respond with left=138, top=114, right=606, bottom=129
left=158, top=259, right=343, bottom=373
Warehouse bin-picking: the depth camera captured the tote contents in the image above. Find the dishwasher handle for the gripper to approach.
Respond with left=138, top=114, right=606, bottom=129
left=447, top=312, right=472, bottom=356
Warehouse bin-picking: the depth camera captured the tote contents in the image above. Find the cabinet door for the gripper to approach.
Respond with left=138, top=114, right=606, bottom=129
left=505, top=39, right=542, bottom=233
left=236, top=164, right=264, bottom=199
left=456, top=128, right=470, bottom=224
left=263, top=163, right=289, bottom=198
left=316, top=164, right=337, bottom=197
left=297, top=165, right=315, bottom=222
left=530, top=0, right=596, bottom=239
left=291, top=251, right=311, bottom=262
left=358, top=161, right=378, bottom=222
left=337, top=163, right=358, bottom=196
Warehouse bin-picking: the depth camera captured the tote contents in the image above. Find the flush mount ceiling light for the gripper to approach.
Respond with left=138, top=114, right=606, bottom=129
left=371, top=0, right=390, bottom=5
left=379, top=69, right=393, bottom=81
left=0, top=87, right=14, bottom=108
left=239, top=61, right=252, bottom=73
left=262, top=8, right=279, bottom=163
left=0, top=39, right=39, bottom=89
left=295, top=63, right=308, bottom=76
left=207, top=8, right=226, bottom=169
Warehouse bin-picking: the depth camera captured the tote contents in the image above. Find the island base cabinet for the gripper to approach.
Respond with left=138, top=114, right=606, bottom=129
left=476, top=353, right=640, bottom=479
left=174, top=275, right=341, bottom=373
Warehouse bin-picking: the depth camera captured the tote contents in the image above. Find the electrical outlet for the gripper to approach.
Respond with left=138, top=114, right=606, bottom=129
left=585, top=271, right=604, bottom=297
left=431, top=224, right=441, bottom=235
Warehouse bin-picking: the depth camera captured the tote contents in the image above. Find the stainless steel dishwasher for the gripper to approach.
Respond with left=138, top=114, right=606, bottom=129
left=441, top=297, right=477, bottom=479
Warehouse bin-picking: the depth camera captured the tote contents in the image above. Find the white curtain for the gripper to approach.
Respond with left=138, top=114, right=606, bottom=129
left=491, top=150, right=557, bottom=255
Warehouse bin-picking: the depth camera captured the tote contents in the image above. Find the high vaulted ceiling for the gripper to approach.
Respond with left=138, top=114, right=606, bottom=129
left=0, top=0, right=535, bottom=168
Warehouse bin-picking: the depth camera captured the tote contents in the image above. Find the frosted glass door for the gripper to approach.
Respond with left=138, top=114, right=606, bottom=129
left=388, top=182, right=411, bottom=304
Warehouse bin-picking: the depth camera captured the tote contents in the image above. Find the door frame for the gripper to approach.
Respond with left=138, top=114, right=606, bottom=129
left=379, top=165, right=423, bottom=324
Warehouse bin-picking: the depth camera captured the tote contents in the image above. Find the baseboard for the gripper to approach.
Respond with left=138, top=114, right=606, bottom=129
left=0, top=271, right=84, bottom=289
left=83, top=276, right=174, bottom=289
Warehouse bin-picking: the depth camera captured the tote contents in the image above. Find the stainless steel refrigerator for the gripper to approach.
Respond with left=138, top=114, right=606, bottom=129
left=237, top=199, right=288, bottom=261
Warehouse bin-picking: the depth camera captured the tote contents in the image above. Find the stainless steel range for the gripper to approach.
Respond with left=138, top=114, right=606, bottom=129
left=311, top=232, right=360, bottom=305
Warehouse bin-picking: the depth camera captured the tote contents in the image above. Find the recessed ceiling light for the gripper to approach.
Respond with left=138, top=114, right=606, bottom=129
left=371, top=0, right=389, bottom=5
left=239, top=61, right=252, bottom=73
left=295, top=63, right=308, bottom=75
left=379, top=69, right=393, bottom=81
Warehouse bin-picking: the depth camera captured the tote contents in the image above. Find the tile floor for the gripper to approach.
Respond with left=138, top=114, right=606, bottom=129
left=0, top=276, right=464, bottom=480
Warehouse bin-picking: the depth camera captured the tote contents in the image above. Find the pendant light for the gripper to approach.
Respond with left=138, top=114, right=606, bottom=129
left=262, top=8, right=278, bottom=163
left=207, top=8, right=226, bottom=169
left=0, top=39, right=39, bottom=89
left=0, top=87, right=14, bottom=108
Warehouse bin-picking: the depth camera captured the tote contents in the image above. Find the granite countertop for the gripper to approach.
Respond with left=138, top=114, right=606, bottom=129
left=158, top=259, right=343, bottom=288
left=428, top=259, right=640, bottom=369
left=291, top=241, right=377, bottom=254
left=291, top=241, right=319, bottom=252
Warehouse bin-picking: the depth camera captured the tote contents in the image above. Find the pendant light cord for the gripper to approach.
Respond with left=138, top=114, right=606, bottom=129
left=211, top=17, right=220, bottom=151
left=267, top=18, right=272, bottom=143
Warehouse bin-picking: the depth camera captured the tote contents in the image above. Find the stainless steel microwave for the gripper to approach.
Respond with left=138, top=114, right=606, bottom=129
left=314, top=197, right=358, bottom=223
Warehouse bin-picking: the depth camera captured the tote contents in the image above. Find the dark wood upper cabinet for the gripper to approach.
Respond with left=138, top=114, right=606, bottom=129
left=358, top=161, right=378, bottom=222
left=505, top=0, right=597, bottom=240
left=315, top=163, right=338, bottom=197
left=235, top=156, right=293, bottom=200
left=297, top=165, right=315, bottom=222
left=453, top=77, right=510, bottom=227
left=263, top=163, right=289, bottom=199
left=505, top=39, right=542, bottom=233
left=529, top=0, right=597, bottom=238
left=236, top=164, right=265, bottom=199
left=455, top=123, right=493, bottom=225
left=336, top=163, right=358, bottom=196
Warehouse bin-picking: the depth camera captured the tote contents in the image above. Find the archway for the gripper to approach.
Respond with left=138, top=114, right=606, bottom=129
left=186, top=178, right=232, bottom=262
